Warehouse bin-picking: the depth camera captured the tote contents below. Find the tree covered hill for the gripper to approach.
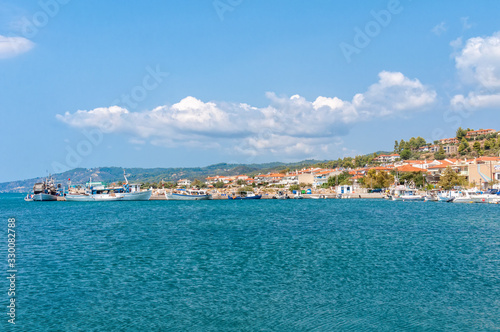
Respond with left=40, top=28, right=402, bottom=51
left=0, top=160, right=327, bottom=193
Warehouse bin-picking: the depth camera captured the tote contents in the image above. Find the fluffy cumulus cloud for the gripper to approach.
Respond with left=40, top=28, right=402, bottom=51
left=57, top=71, right=435, bottom=157
left=451, top=32, right=500, bottom=109
left=0, top=35, right=34, bottom=59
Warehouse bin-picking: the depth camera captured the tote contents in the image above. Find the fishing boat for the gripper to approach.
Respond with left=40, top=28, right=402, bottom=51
left=65, top=189, right=124, bottom=202
left=32, top=176, right=59, bottom=201
left=452, top=190, right=477, bottom=203
left=65, top=176, right=125, bottom=202
left=228, top=191, right=262, bottom=200
left=165, top=189, right=212, bottom=200
left=110, top=171, right=152, bottom=201
left=391, top=185, right=425, bottom=201
left=436, top=190, right=460, bottom=202
left=24, top=194, right=34, bottom=202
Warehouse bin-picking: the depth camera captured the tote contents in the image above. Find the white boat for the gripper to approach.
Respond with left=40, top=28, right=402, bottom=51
left=66, top=172, right=151, bottom=202
left=228, top=191, right=262, bottom=200
left=165, top=189, right=211, bottom=200
left=24, top=194, right=34, bottom=202
left=437, top=190, right=460, bottom=202
left=452, top=190, right=476, bottom=203
left=391, top=185, right=425, bottom=201
left=469, top=189, right=500, bottom=204
left=65, top=192, right=124, bottom=202
left=110, top=171, right=152, bottom=201
left=33, top=193, right=58, bottom=201
left=116, top=190, right=152, bottom=201
left=31, top=176, right=60, bottom=201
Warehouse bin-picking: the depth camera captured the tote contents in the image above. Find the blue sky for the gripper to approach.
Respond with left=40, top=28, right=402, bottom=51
left=1, top=0, right=500, bottom=182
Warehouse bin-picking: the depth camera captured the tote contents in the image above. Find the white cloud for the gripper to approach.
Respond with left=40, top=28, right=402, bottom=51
left=0, top=35, right=34, bottom=59
left=451, top=32, right=500, bottom=109
left=57, top=71, right=436, bottom=157
left=432, top=22, right=447, bottom=36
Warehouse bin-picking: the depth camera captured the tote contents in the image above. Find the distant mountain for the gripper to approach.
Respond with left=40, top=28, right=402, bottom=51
left=0, top=160, right=328, bottom=193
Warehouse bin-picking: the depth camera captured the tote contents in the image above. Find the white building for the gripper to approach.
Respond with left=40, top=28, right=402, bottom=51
left=177, top=179, right=192, bottom=187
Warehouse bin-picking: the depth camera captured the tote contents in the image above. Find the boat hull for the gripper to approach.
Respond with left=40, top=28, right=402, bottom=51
left=65, top=194, right=123, bottom=202
left=33, top=193, right=58, bottom=201
left=437, top=196, right=454, bottom=202
left=165, top=193, right=211, bottom=200
left=228, top=195, right=262, bottom=200
left=117, top=190, right=152, bottom=201
left=392, top=195, right=425, bottom=201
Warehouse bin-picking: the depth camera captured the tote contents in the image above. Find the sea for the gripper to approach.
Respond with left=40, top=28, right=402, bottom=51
left=0, top=193, right=499, bottom=331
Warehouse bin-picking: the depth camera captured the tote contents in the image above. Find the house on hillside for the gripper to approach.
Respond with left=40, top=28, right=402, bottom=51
left=373, top=154, right=399, bottom=163
left=439, top=137, right=459, bottom=145
left=177, top=179, right=191, bottom=187
left=466, top=129, right=496, bottom=139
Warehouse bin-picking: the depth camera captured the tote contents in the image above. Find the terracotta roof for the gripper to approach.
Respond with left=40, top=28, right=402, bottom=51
left=395, top=165, right=427, bottom=173
left=315, top=170, right=334, bottom=175
left=476, top=156, right=500, bottom=162
left=369, top=166, right=393, bottom=171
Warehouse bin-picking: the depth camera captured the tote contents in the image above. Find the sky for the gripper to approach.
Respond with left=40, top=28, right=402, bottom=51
left=1, top=0, right=500, bottom=182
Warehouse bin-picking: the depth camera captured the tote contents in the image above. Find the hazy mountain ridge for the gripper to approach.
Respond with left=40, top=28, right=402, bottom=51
left=0, top=160, right=327, bottom=193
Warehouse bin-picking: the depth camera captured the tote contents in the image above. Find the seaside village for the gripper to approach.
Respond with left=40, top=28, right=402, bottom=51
left=27, top=128, right=500, bottom=201
left=151, top=128, right=500, bottom=200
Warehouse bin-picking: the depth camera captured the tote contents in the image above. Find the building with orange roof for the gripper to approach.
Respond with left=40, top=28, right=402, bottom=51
left=439, top=137, right=459, bottom=145
left=395, top=165, right=428, bottom=173
left=466, top=129, right=496, bottom=139
left=373, top=154, right=400, bottom=163
left=313, top=169, right=342, bottom=188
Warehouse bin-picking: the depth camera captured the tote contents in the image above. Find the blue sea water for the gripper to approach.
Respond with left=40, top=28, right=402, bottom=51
left=0, top=193, right=499, bottom=331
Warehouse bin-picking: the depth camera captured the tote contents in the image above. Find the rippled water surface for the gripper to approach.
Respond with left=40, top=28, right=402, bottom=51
left=1, top=194, right=499, bottom=331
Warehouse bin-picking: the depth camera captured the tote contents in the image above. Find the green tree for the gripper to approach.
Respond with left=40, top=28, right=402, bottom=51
left=458, top=138, right=470, bottom=155
left=214, top=181, right=225, bottom=188
left=394, top=140, right=399, bottom=153
left=397, top=172, right=425, bottom=187
left=400, top=149, right=411, bottom=160
left=434, top=146, right=446, bottom=160
left=438, top=167, right=467, bottom=190
left=484, top=140, right=491, bottom=150
left=323, top=171, right=352, bottom=187
left=473, top=141, right=481, bottom=153
left=456, top=127, right=467, bottom=140
left=363, top=169, right=394, bottom=189
left=289, top=184, right=300, bottom=192
left=415, top=136, right=427, bottom=148
left=399, top=139, right=406, bottom=151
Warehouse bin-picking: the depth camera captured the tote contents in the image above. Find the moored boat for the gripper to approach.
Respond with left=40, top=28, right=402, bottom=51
left=165, top=189, right=211, bottom=200
left=228, top=191, right=262, bottom=200
left=391, top=185, right=425, bottom=201
left=31, top=176, right=60, bottom=201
